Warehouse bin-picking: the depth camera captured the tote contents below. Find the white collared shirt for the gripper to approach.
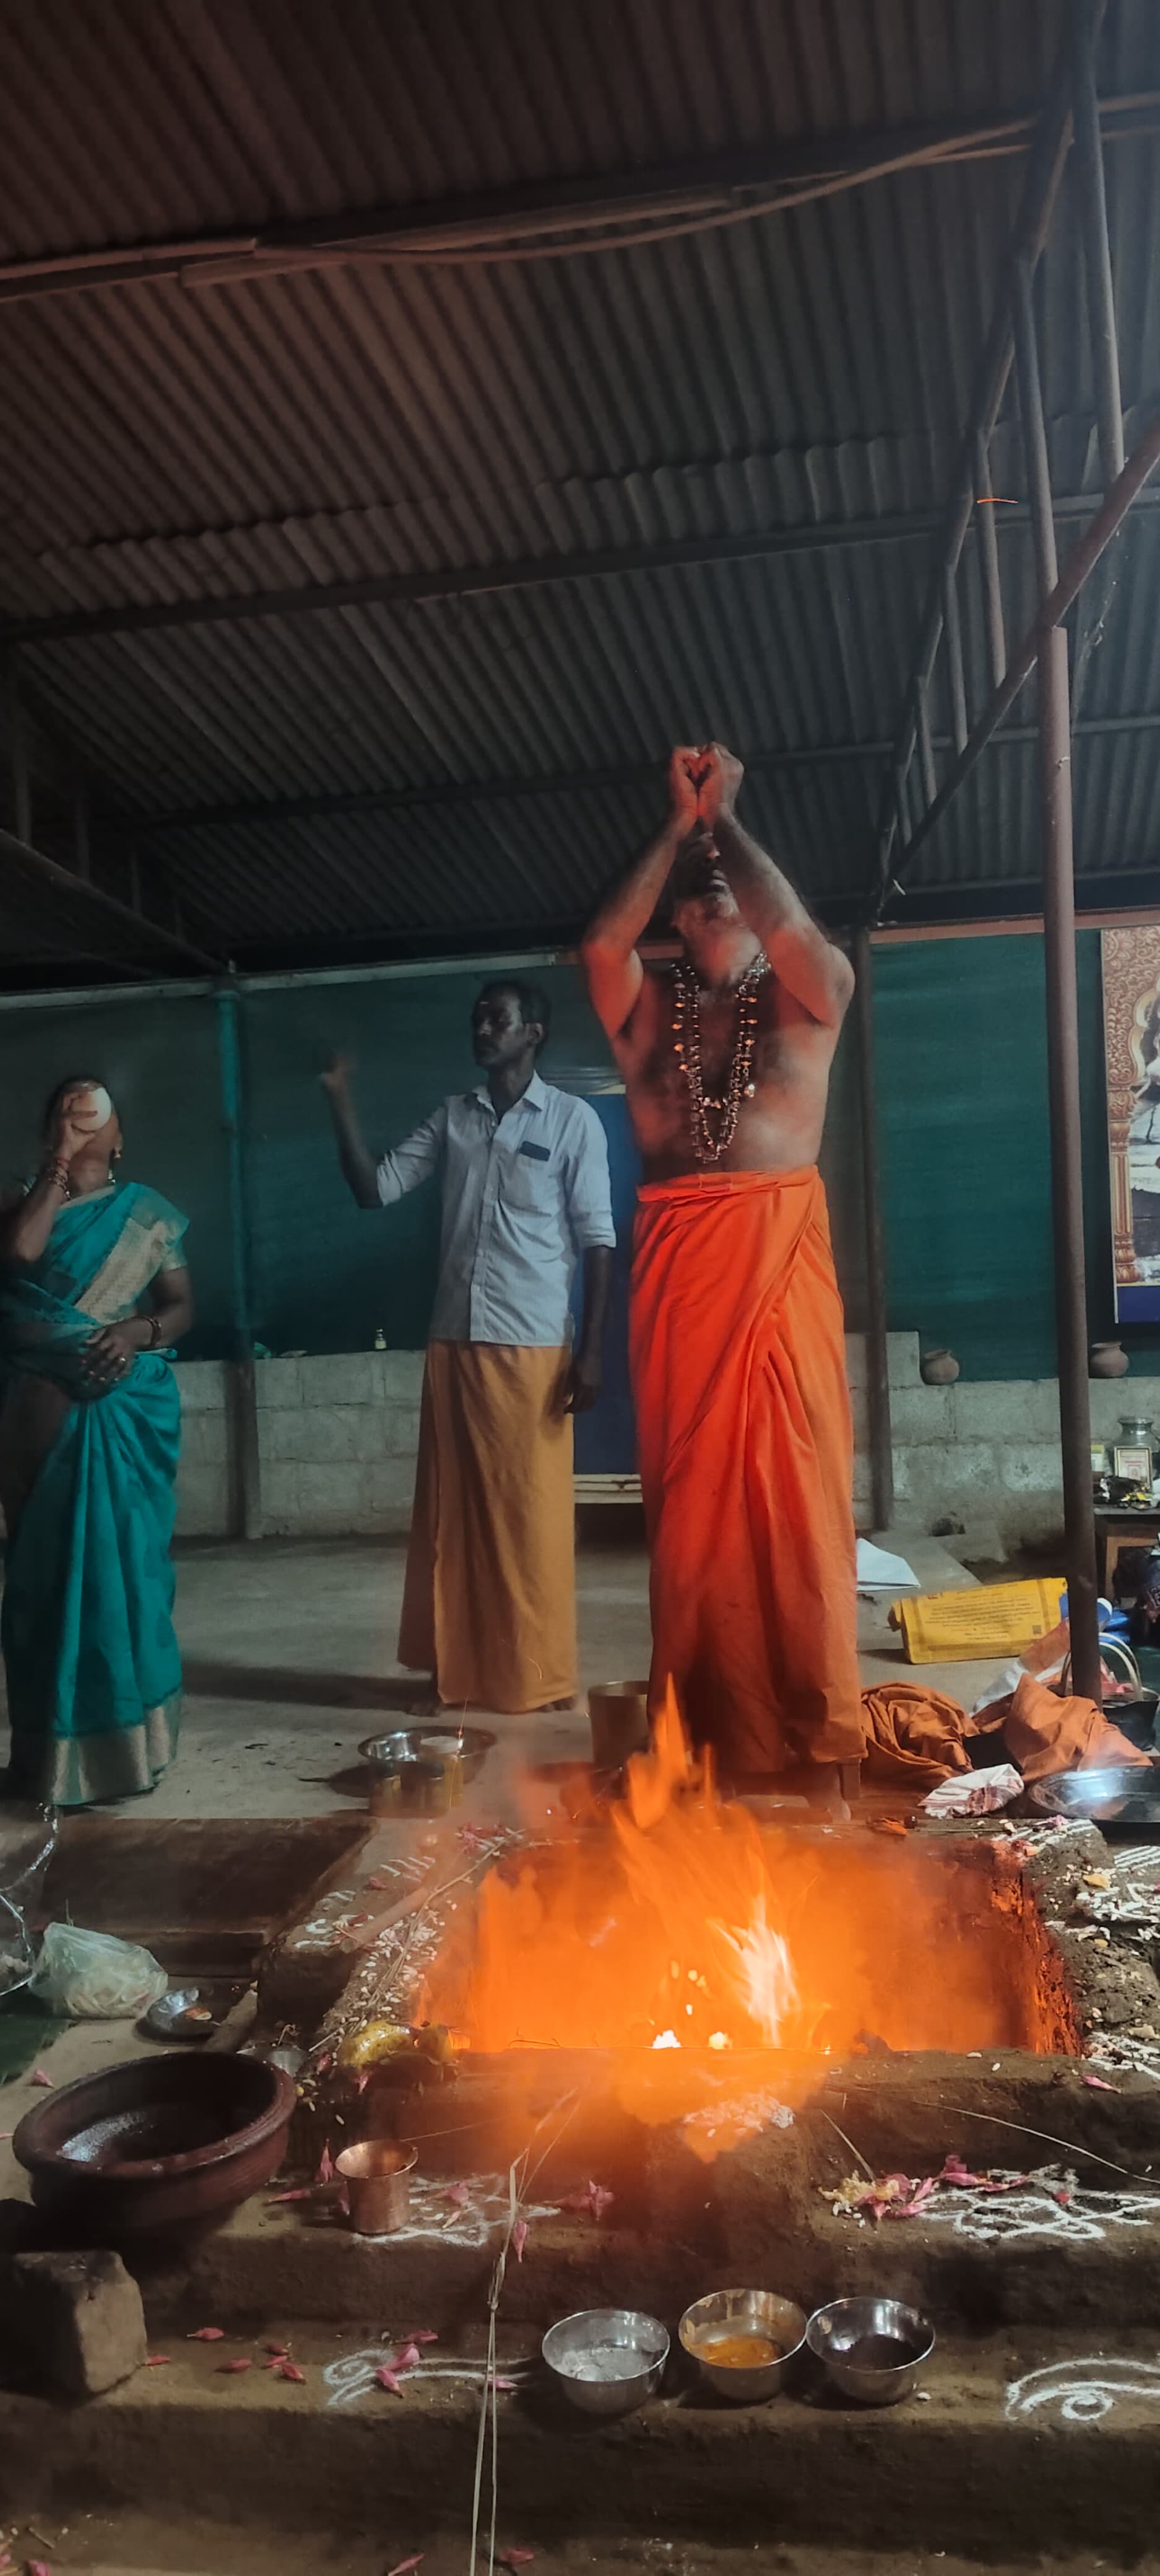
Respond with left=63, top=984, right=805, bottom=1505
left=375, top=1071, right=615, bottom=1346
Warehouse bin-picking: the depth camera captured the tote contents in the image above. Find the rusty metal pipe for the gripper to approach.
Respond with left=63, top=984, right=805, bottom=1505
left=1038, top=625, right=1101, bottom=1699
left=854, top=929, right=894, bottom=1533
left=1070, top=0, right=1125, bottom=486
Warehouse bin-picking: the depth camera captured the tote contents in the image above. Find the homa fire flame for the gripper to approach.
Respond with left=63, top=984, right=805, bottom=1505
left=422, top=1689, right=1062, bottom=2068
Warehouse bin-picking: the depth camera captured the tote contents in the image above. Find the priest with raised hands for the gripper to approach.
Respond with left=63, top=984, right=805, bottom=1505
left=581, top=742, right=863, bottom=1811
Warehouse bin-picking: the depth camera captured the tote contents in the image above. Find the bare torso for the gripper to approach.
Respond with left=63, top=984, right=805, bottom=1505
left=612, top=964, right=840, bottom=1182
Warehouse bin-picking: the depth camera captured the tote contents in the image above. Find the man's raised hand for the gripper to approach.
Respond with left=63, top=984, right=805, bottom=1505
left=320, top=1053, right=354, bottom=1097
left=698, top=742, right=744, bottom=827
left=668, top=746, right=710, bottom=832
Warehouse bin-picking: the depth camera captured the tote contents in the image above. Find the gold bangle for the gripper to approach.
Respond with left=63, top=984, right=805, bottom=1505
left=41, top=1157, right=71, bottom=1196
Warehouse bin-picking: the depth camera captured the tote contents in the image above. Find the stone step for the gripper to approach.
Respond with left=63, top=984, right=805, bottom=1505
left=122, top=2167, right=1160, bottom=2339
left=1, top=2324, right=1159, bottom=2557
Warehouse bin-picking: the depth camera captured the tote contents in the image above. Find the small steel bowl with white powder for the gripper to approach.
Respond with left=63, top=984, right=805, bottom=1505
left=541, top=2307, right=669, bottom=2417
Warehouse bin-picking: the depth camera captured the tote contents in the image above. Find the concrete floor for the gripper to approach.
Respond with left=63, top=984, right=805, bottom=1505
left=89, top=1529, right=1002, bottom=1822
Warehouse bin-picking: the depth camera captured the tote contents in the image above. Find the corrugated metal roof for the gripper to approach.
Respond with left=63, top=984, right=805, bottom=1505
left=0, top=0, right=1158, bottom=975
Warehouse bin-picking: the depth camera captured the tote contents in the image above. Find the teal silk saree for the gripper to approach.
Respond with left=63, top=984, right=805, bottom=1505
left=0, top=1182, right=188, bottom=1806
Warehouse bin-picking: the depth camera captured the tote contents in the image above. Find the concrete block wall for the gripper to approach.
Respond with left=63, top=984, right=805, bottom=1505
left=256, top=1352, right=422, bottom=1537
left=171, top=1339, right=1160, bottom=1548
left=171, top=1360, right=232, bottom=1539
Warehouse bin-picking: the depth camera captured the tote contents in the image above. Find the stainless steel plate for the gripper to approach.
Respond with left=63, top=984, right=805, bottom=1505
left=1026, top=1764, right=1160, bottom=1824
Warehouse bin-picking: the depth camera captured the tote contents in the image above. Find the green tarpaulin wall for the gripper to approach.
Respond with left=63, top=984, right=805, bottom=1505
left=0, top=930, right=1154, bottom=1384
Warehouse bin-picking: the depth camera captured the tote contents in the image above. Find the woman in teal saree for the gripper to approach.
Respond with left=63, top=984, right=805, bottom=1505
left=0, top=1078, right=193, bottom=1807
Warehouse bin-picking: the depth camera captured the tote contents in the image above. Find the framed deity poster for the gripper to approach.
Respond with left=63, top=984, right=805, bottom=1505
left=1103, top=924, right=1160, bottom=1323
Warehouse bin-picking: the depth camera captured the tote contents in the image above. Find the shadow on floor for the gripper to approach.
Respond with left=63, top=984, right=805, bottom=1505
left=181, top=1660, right=422, bottom=1711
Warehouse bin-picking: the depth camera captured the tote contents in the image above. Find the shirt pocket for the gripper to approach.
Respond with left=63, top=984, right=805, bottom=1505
left=501, top=1149, right=561, bottom=1218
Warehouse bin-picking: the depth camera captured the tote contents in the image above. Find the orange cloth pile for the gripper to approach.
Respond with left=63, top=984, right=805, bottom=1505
left=859, top=1682, right=976, bottom=1791
left=1002, top=1670, right=1152, bottom=1782
left=859, top=1668, right=1150, bottom=1788
left=631, top=1166, right=864, bottom=1778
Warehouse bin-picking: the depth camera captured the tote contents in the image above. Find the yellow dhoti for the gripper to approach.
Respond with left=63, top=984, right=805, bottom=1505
left=399, top=1339, right=576, bottom=1713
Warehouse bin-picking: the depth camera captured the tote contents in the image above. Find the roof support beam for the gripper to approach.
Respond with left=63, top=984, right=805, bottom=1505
left=92, top=709, right=1160, bottom=847
left=0, top=89, right=1155, bottom=311
left=10, top=489, right=1160, bottom=651
left=0, top=826, right=222, bottom=973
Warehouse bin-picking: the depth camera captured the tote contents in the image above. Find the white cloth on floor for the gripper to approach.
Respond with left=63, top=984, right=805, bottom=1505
left=919, top=1764, right=1024, bottom=1817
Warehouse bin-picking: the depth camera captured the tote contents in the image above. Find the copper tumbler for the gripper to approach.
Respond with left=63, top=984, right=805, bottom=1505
left=335, top=2140, right=418, bottom=2235
left=589, top=1680, right=651, bottom=1772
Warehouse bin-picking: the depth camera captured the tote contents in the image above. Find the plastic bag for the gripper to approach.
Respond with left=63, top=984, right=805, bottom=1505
left=30, top=1921, right=168, bottom=2019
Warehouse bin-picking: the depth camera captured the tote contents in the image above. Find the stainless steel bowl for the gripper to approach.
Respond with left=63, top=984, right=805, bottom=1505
left=139, top=1987, right=217, bottom=2043
left=542, top=2307, right=669, bottom=2418
left=806, top=2297, right=935, bottom=2406
left=358, top=1725, right=496, bottom=1785
left=679, top=2288, right=806, bottom=2403
left=1025, top=1764, right=1160, bottom=1825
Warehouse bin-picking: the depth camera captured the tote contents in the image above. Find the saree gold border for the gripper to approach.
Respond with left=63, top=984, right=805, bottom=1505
left=12, top=1698, right=181, bottom=1807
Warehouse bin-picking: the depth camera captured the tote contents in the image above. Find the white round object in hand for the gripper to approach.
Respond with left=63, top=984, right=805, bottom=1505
left=72, top=1084, right=113, bottom=1128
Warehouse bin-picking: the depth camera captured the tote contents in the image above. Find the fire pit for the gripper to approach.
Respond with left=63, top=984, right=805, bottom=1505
left=417, top=1695, right=1080, bottom=2087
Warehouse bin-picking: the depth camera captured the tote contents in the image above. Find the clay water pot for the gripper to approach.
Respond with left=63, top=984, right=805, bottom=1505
left=919, top=1348, right=959, bottom=1385
left=1090, top=1341, right=1130, bottom=1379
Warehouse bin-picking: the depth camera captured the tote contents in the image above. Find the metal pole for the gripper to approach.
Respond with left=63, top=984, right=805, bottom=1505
left=916, top=683, right=937, bottom=807
left=886, top=399, right=1160, bottom=886
left=4, top=655, right=32, bottom=844
left=72, top=780, right=90, bottom=879
left=974, top=432, right=1007, bottom=691
left=854, top=929, right=894, bottom=1533
left=873, top=39, right=1078, bottom=882
left=1039, top=625, right=1101, bottom=1698
left=1016, top=191, right=1101, bottom=1697
left=1070, top=0, right=1125, bottom=486
left=941, top=562, right=968, bottom=752
left=215, top=987, right=262, bottom=1541
left=1013, top=259, right=1060, bottom=593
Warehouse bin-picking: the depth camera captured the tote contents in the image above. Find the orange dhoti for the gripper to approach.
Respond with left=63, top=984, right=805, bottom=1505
left=630, top=1166, right=863, bottom=1778
left=399, top=1339, right=576, bottom=1713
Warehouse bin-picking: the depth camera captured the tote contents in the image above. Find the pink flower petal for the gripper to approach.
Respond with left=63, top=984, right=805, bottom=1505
left=264, top=2341, right=289, bottom=2356
left=385, top=2557, right=424, bottom=2575
left=277, top=2361, right=306, bottom=2383
left=217, top=2357, right=253, bottom=2373
left=376, top=2367, right=404, bottom=2395
left=512, top=2219, right=528, bottom=2262
left=397, top=2343, right=422, bottom=2369
left=1082, top=2073, right=1116, bottom=2091
left=316, top=2143, right=335, bottom=2185
left=187, top=2326, right=225, bottom=2342
left=30, top=2070, right=53, bottom=2089
left=144, top=2355, right=171, bottom=2367
left=444, top=2181, right=470, bottom=2207
left=501, top=2550, right=535, bottom=2566
left=267, top=2187, right=314, bottom=2203
left=366, top=1874, right=389, bottom=1892
left=27, top=2560, right=52, bottom=2576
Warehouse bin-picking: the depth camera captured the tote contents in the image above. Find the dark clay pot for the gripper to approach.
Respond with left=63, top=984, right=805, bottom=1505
left=12, top=2050, right=296, bottom=2237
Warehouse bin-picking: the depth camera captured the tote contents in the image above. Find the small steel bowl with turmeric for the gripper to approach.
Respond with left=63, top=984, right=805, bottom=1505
left=679, top=2288, right=807, bottom=2404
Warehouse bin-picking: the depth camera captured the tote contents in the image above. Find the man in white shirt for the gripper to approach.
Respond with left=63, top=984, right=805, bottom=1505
left=322, top=980, right=615, bottom=1713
